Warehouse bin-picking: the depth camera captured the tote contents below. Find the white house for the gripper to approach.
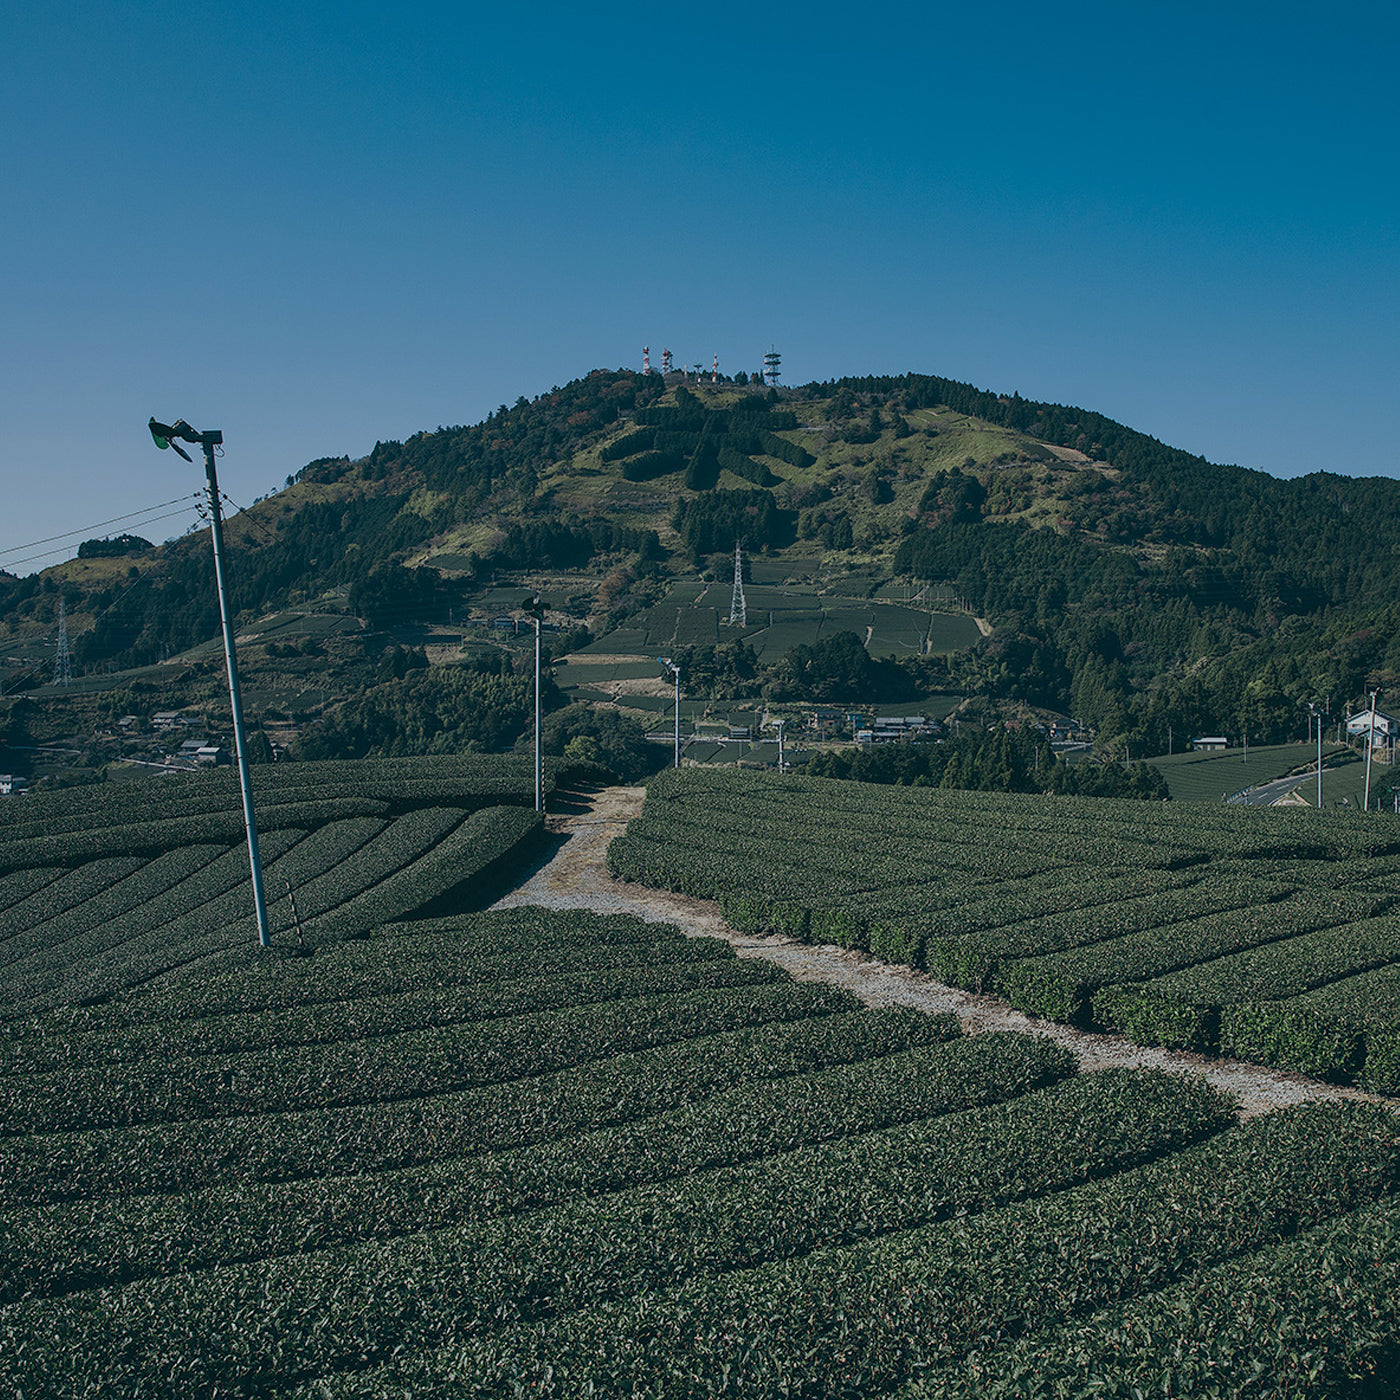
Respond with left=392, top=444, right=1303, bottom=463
left=1346, top=709, right=1400, bottom=747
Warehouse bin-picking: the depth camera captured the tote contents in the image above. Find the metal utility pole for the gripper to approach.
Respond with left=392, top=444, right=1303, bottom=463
left=775, top=718, right=786, bottom=773
left=659, top=657, right=681, bottom=767
left=528, top=595, right=545, bottom=812
left=1365, top=689, right=1380, bottom=813
left=149, top=418, right=271, bottom=949
left=1309, top=703, right=1323, bottom=809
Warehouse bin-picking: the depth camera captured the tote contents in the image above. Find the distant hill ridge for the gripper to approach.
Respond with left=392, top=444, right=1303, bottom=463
left=6, top=366, right=1400, bottom=756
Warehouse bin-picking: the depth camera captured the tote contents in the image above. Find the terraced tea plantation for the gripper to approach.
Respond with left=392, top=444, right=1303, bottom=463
left=6, top=760, right=1400, bottom=1395
left=0, top=755, right=548, bottom=1014
left=2, top=897, right=1399, bottom=1396
left=611, top=767, right=1400, bottom=1094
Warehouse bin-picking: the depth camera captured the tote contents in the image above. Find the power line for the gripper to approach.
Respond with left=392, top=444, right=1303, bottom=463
left=0, top=495, right=203, bottom=560
left=218, top=492, right=280, bottom=546
left=1, top=506, right=205, bottom=572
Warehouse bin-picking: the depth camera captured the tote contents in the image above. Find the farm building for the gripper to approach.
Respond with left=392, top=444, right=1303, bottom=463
left=1191, top=736, right=1229, bottom=751
left=871, top=716, right=938, bottom=742
left=1346, top=708, right=1400, bottom=748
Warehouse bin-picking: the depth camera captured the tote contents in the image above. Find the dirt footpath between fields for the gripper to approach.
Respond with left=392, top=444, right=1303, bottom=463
left=492, top=786, right=1392, bottom=1119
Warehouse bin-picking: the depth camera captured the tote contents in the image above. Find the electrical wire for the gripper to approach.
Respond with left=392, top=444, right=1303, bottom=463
left=0, top=506, right=207, bottom=572
left=218, top=491, right=280, bottom=546
left=0, top=496, right=203, bottom=561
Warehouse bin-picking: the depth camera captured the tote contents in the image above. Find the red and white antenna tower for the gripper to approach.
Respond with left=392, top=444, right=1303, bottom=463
left=711, top=355, right=719, bottom=384
left=643, top=346, right=651, bottom=375
left=662, top=347, right=673, bottom=375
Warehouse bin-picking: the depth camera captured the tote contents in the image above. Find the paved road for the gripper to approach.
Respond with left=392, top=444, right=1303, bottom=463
left=1227, top=770, right=1325, bottom=806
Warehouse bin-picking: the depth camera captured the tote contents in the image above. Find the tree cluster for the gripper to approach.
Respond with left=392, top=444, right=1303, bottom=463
left=806, top=725, right=1168, bottom=800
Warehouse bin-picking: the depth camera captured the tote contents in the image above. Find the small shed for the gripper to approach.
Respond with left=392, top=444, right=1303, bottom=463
left=1191, top=736, right=1229, bottom=751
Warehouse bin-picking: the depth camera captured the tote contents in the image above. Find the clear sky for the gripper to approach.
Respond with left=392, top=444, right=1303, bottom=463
left=3, top=1, right=1396, bottom=570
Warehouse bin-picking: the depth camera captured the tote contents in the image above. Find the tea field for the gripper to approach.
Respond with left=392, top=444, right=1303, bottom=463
left=0, top=754, right=549, bottom=1015
left=611, top=767, right=1400, bottom=1095
left=4, top=762, right=1400, bottom=1394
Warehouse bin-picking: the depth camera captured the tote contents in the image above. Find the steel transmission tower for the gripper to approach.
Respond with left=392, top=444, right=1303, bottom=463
left=53, top=598, right=72, bottom=686
left=729, top=542, right=747, bottom=627
left=763, top=346, right=781, bottom=385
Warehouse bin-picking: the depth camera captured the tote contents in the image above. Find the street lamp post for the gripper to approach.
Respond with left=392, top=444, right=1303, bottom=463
left=658, top=658, right=681, bottom=767
left=149, top=418, right=271, bottom=949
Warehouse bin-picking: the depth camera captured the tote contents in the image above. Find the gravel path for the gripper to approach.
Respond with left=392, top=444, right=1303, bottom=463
left=494, top=786, right=1392, bottom=1119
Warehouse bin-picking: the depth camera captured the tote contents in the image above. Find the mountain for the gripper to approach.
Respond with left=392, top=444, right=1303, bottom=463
left=5, top=367, right=1400, bottom=778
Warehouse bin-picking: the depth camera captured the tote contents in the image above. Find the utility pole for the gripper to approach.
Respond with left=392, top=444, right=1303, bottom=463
left=1365, top=689, right=1380, bottom=813
left=1309, top=703, right=1323, bottom=809
left=148, top=418, right=271, bottom=949
left=527, top=595, right=545, bottom=812
left=659, top=657, right=681, bottom=767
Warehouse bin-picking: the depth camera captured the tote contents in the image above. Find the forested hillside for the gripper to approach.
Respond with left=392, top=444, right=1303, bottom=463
left=7, top=365, right=1400, bottom=764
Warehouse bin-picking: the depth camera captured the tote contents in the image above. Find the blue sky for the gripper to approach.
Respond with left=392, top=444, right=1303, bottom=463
left=3, top=1, right=1397, bottom=569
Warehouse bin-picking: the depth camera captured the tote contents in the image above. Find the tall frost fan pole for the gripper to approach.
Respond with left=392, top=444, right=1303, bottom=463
left=149, top=418, right=271, bottom=949
left=1310, top=702, right=1324, bottom=809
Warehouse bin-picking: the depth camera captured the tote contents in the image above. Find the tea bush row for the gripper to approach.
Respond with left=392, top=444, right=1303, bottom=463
left=911, top=1195, right=1400, bottom=1399
left=0, top=979, right=857, bottom=1135
left=0, top=1006, right=942, bottom=1207
left=288, top=1101, right=1400, bottom=1400
left=999, top=889, right=1383, bottom=1024
left=0, top=1069, right=1241, bottom=1396
left=8, top=1025, right=1071, bottom=1304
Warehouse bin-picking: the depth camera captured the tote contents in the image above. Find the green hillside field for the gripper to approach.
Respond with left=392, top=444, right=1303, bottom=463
left=1147, top=742, right=1342, bottom=802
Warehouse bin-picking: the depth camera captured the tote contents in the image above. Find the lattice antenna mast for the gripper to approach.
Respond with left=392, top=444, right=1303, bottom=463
left=763, top=346, right=781, bottom=385
left=54, top=597, right=72, bottom=687
left=729, top=541, right=747, bottom=627
left=642, top=345, right=651, bottom=375
left=662, top=347, right=673, bottom=375
left=711, top=354, right=719, bottom=384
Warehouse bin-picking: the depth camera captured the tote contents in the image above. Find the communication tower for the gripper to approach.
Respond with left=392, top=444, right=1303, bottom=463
left=763, top=346, right=782, bottom=385
left=53, top=597, right=72, bottom=687
left=662, top=347, right=673, bottom=375
left=643, top=345, right=652, bottom=375
left=728, top=541, right=747, bottom=627
left=711, top=354, right=719, bottom=384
